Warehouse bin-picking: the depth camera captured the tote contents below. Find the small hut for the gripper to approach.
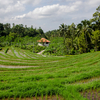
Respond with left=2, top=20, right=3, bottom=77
left=37, top=38, right=50, bottom=46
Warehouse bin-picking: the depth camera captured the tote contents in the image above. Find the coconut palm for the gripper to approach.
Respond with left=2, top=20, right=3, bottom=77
left=59, top=23, right=68, bottom=44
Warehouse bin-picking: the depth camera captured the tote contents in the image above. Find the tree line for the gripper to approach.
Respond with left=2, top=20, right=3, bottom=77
left=0, top=23, right=46, bottom=47
left=0, top=23, right=45, bottom=37
left=0, top=5, right=100, bottom=55
left=44, top=5, right=100, bottom=55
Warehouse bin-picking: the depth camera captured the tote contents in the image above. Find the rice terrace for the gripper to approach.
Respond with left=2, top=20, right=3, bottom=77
left=0, top=4, right=100, bottom=100
left=0, top=46, right=100, bottom=100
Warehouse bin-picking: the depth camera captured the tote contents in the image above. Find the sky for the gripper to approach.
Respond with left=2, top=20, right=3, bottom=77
left=0, top=0, right=100, bottom=32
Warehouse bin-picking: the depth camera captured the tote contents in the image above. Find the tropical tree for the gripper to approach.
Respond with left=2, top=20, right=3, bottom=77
left=45, top=31, right=52, bottom=39
left=80, top=19, right=92, bottom=51
left=77, top=23, right=82, bottom=37
left=36, top=27, right=45, bottom=37
left=69, top=23, right=76, bottom=48
left=78, top=32, right=87, bottom=53
left=11, top=24, right=25, bottom=37
left=91, top=5, right=100, bottom=30
left=59, top=23, right=69, bottom=44
left=0, top=23, right=4, bottom=36
left=9, top=32, right=17, bottom=42
left=3, top=23, right=11, bottom=36
left=29, top=28, right=37, bottom=37
left=92, top=30, right=100, bottom=51
left=93, top=5, right=100, bottom=22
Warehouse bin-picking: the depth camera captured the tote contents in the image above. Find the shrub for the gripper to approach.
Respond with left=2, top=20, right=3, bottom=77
left=90, top=49, right=95, bottom=53
left=21, top=45, right=26, bottom=49
left=43, top=37, right=66, bottom=56
left=32, top=45, right=46, bottom=53
left=0, top=43, right=6, bottom=47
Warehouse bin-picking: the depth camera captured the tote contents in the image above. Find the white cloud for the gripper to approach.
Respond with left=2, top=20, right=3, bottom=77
left=77, top=0, right=100, bottom=13
left=0, top=0, right=42, bottom=18
left=0, top=0, right=13, bottom=7
left=70, top=1, right=82, bottom=11
left=65, top=0, right=77, bottom=1
left=0, top=0, right=25, bottom=17
left=5, top=1, right=25, bottom=13
left=20, top=0, right=42, bottom=6
left=13, top=1, right=82, bottom=20
left=12, top=14, right=26, bottom=20
left=86, top=0, right=100, bottom=7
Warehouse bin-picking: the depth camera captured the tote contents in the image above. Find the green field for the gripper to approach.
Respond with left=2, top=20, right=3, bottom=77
left=0, top=46, right=100, bottom=100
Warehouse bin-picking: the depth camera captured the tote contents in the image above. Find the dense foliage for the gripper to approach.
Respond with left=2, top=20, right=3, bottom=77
left=43, top=37, right=67, bottom=56
left=0, top=5, right=100, bottom=55
left=44, top=5, right=100, bottom=55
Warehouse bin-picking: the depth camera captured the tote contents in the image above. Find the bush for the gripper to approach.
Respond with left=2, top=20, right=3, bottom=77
left=21, top=45, right=26, bottom=49
left=43, top=37, right=66, bottom=56
left=70, top=48, right=75, bottom=55
left=26, top=45, right=33, bottom=50
left=33, top=45, right=46, bottom=53
left=90, top=49, right=95, bottom=53
left=69, top=48, right=80, bottom=55
left=0, top=43, right=6, bottom=47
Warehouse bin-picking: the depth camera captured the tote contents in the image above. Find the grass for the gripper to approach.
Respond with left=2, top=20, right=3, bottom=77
left=0, top=46, right=100, bottom=100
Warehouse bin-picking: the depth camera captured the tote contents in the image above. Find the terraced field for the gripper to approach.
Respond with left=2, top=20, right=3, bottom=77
left=0, top=46, right=100, bottom=100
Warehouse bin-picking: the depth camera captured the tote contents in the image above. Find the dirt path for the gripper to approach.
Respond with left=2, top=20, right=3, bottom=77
left=37, top=50, right=45, bottom=54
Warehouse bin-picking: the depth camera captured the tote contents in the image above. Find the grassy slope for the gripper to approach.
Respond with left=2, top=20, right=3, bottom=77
left=0, top=46, right=100, bottom=99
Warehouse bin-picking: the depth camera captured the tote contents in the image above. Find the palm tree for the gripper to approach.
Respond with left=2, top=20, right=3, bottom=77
left=69, top=23, right=76, bottom=48
left=77, top=23, right=82, bottom=37
left=80, top=19, right=92, bottom=51
left=59, top=23, right=70, bottom=44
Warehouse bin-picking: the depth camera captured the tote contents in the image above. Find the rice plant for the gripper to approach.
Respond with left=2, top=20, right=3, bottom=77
left=41, top=93, right=43, bottom=100
left=35, top=92, right=38, bottom=100
left=0, top=47, right=100, bottom=100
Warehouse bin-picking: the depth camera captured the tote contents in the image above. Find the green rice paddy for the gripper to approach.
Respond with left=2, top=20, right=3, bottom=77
left=0, top=46, right=100, bottom=100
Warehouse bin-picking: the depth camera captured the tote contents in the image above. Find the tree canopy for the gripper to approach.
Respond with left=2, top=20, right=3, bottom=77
left=0, top=5, right=100, bottom=55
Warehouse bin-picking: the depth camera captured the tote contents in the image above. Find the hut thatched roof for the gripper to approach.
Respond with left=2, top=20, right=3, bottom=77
left=37, top=38, right=50, bottom=43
